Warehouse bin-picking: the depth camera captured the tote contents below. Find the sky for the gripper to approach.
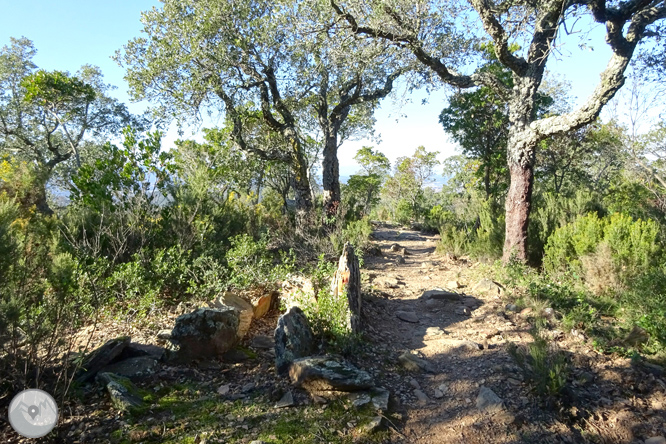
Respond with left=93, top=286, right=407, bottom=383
left=0, top=0, right=634, bottom=179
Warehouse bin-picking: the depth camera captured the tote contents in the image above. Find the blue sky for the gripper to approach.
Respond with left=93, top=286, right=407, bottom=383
left=0, top=1, right=627, bottom=178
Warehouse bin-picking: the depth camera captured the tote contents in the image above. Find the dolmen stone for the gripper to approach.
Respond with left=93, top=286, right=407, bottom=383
left=99, top=356, right=159, bottom=379
left=97, top=372, right=144, bottom=412
left=76, top=336, right=130, bottom=383
left=274, top=306, right=315, bottom=375
left=207, top=292, right=254, bottom=338
left=168, top=307, right=239, bottom=362
left=289, top=356, right=373, bottom=392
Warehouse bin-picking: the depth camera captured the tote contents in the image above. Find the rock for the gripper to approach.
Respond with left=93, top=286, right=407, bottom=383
left=543, top=307, right=555, bottom=318
left=625, top=325, right=650, bottom=347
left=421, top=261, right=435, bottom=268
left=118, top=343, right=166, bottom=362
left=97, top=372, right=144, bottom=412
left=217, top=384, right=230, bottom=395
left=370, top=387, right=390, bottom=412
left=396, top=311, right=419, bottom=323
left=459, top=340, right=482, bottom=351
left=168, top=307, right=239, bottom=362
left=473, top=279, right=504, bottom=296
left=99, top=356, right=159, bottom=379
left=222, top=348, right=253, bottom=363
left=250, top=291, right=275, bottom=319
left=421, top=289, right=461, bottom=301
left=367, top=245, right=383, bottom=256
left=395, top=255, right=406, bottom=265
left=241, top=382, right=255, bottom=393
left=414, top=389, right=428, bottom=405
left=389, top=243, right=402, bottom=252
left=433, top=389, right=444, bottom=399
left=349, top=392, right=372, bottom=408
left=249, top=441, right=267, bottom=444
left=462, top=297, right=478, bottom=308
left=476, top=386, right=503, bottom=413
left=398, top=352, right=436, bottom=373
left=289, top=356, right=373, bottom=392
left=251, top=335, right=275, bottom=350
left=274, top=306, right=315, bottom=375
left=518, top=307, right=533, bottom=317
left=207, top=292, right=254, bottom=339
left=157, top=330, right=172, bottom=340
left=505, top=304, right=519, bottom=312
left=76, top=336, right=131, bottom=383
left=408, top=378, right=421, bottom=389
left=275, top=391, right=295, bottom=408
left=330, top=243, right=363, bottom=334
left=363, top=416, right=384, bottom=434
left=645, top=437, right=666, bottom=444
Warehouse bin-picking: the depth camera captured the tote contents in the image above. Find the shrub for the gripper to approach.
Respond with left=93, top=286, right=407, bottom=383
left=226, top=233, right=294, bottom=290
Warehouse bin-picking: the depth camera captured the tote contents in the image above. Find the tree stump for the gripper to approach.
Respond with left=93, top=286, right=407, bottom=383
left=331, top=242, right=362, bottom=334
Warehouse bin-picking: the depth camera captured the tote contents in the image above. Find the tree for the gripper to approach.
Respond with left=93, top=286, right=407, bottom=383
left=0, top=38, right=138, bottom=212
left=118, top=0, right=404, bottom=221
left=331, top=0, right=666, bottom=262
left=344, top=146, right=390, bottom=217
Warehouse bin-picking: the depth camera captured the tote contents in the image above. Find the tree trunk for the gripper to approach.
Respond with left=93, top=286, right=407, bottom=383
left=503, top=154, right=535, bottom=263
left=322, top=133, right=341, bottom=218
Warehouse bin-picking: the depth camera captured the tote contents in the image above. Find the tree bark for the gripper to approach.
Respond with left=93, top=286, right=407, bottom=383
left=503, top=160, right=534, bottom=262
left=322, top=133, right=341, bottom=217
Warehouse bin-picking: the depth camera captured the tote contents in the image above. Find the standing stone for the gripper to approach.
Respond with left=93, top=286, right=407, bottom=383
left=274, top=306, right=315, bottom=375
left=330, top=242, right=362, bottom=334
left=207, top=292, right=254, bottom=339
left=76, top=336, right=130, bottom=383
left=251, top=291, right=276, bottom=319
left=168, top=307, right=239, bottom=362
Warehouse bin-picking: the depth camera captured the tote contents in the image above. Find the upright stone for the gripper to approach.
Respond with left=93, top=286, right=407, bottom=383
left=330, top=242, right=362, bottom=334
left=274, top=306, right=315, bottom=375
left=168, top=307, right=239, bottom=362
left=207, top=292, right=254, bottom=339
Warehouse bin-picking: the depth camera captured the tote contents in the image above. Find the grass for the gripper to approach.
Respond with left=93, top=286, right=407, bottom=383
left=109, top=382, right=390, bottom=444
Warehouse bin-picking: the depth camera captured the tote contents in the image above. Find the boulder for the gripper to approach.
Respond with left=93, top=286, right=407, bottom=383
left=280, top=275, right=316, bottom=311
left=330, top=242, right=362, bottom=333
left=289, top=356, right=373, bottom=392
left=99, top=356, right=159, bottom=379
left=168, top=307, right=239, bottom=362
left=389, top=243, right=402, bottom=252
left=118, top=343, right=166, bottom=362
left=396, top=311, right=419, bottom=323
left=348, top=387, right=390, bottom=412
left=76, top=336, right=130, bottom=383
left=421, top=289, right=461, bottom=301
left=97, top=372, right=144, bottom=412
left=274, top=306, right=315, bottom=375
left=395, top=255, right=406, bottom=265
left=207, top=292, right=254, bottom=339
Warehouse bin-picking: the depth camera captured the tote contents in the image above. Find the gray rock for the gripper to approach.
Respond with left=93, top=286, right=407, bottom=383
left=249, top=441, right=267, bottom=444
left=389, top=243, right=402, bottom=252
left=414, top=389, right=428, bottom=405
left=289, top=356, right=373, bottom=392
left=349, top=392, right=372, bottom=408
left=505, top=304, right=519, bottom=312
left=476, top=386, right=503, bottom=413
left=421, top=289, right=461, bottom=301
left=370, top=387, right=390, bottom=412
left=455, top=306, right=472, bottom=316
left=97, top=372, right=144, bottom=412
left=168, top=307, right=240, bottom=362
left=408, top=378, right=421, bottom=389
left=363, top=416, right=384, bottom=434
left=274, top=306, right=315, bottom=375
left=425, top=327, right=445, bottom=336
left=395, top=255, right=406, bottom=265
left=433, top=389, right=444, bottom=399
left=251, top=335, right=275, bottom=349
left=398, top=352, right=436, bottom=373
left=331, top=243, right=363, bottom=334
left=396, top=311, right=419, bottom=323
left=275, top=391, right=295, bottom=408
left=645, top=437, right=666, bottom=444
left=76, top=336, right=130, bottom=383
left=99, top=356, right=158, bottom=379
left=459, top=340, right=482, bottom=351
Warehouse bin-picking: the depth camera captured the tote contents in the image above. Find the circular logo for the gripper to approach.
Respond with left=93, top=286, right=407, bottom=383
left=8, top=389, right=59, bottom=438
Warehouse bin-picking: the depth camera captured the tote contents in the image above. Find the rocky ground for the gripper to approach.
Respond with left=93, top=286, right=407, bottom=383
left=2, top=223, right=665, bottom=444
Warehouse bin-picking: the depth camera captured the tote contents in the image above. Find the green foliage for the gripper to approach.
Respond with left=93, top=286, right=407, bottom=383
left=226, top=234, right=294, bottom=290
left=544, top=212, right=661, bottom=283
left=508, top=327, right=570, bottom=400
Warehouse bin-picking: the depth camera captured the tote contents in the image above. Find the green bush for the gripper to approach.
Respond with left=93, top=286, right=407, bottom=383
left=544, top=212, right=661, bottom=283
left=226, top=233, right=294, bottom=290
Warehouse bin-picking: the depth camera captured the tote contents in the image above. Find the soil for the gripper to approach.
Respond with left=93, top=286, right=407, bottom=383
left=2, top=223, right=665, bottom=444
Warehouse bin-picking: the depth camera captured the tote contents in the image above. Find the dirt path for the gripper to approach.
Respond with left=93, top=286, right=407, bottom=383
left=357, top=223, right=666, bottom=444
